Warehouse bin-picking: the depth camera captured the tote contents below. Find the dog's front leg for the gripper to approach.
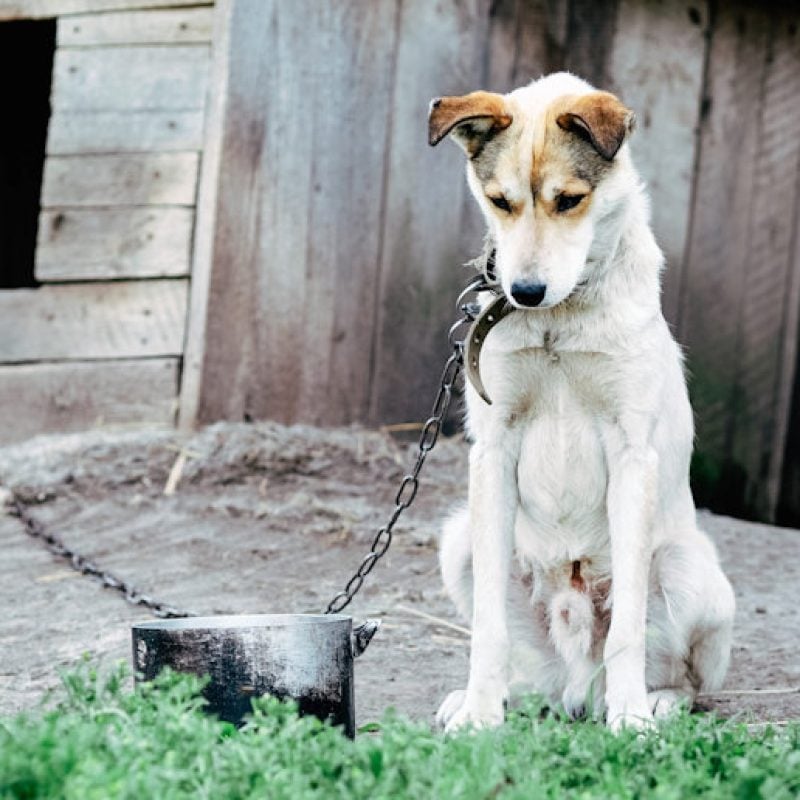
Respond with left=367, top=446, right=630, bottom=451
left=445, top=433, right=519, bottom=732
left=603, top=430, right=658, bottom=731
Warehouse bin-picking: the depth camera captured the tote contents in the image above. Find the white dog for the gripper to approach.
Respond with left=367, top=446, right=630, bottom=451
left=428, top=72, right=735, bottom=732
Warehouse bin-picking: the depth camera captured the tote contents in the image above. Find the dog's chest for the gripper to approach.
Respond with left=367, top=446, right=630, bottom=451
left=479, top=343, right=616, bottom=564
left=519, top=355, right=609, bottom=509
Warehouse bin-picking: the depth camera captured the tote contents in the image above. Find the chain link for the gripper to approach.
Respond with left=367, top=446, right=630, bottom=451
left=5, top=266, right=498, bottom=622
left=7, top=497, right=195, bottom=619
left=324, top=271, right=497, bottom=614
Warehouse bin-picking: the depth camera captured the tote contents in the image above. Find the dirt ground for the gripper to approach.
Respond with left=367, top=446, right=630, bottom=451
left=1, top=421, right=798, bottom=726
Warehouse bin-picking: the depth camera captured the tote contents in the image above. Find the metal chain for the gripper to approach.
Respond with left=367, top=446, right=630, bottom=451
left=5, top=264, right=499, bottom=622
left=324, top=270, right=498, bottom=614
left=7, top=496, right=195, bottom=619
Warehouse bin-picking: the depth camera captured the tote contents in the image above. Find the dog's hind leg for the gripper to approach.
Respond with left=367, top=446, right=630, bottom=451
left=644, top=531, right=735, bottom=716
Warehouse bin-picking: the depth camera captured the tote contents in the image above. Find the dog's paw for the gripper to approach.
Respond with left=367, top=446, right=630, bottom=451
left=647, top=689, right=692, bottom=719
left=561, top=680, right=600, bottom=720
left=437, top=690, right=505, bottom=734
left=434, top=689, right=466, bottom=730
left=561, top=685, right=587, bottom=720
left=444, top=703, right=505, bottom=734
left=606, top=706, right=655, bottom=733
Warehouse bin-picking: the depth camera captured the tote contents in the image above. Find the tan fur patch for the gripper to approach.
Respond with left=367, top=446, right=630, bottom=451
left=428, top=91, right=512, bottom=154
left=554, top=91, right=635, bottom=161
left=523, top=93, right=634, bottom=219
left=530, top=117, right=596, bottom=220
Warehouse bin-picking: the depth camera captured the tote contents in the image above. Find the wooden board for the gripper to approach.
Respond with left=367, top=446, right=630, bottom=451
left=178, top=0, right=226, bottom=429
left=0, top=1, right=211, bottom=19
left=606, top=0, right=709, bottom=325
left=733, top=12, right=800, bottom=520
left=187, top=0, right=401, bottom=426
left=58, top=7, right=214, bottom=46
left=41, top=153, right=199, bottom=207
left=679, top=3, right=800, bottom=521
left=0, top=359, right=178, bottom=445
left=36, top=207, right=193, bottom=280
left=484, top=0, right=551, bottom=92
left=0, top=280, right=188, bottom=362
left=51, top=45, right=210, bottom=112
left=47, top=109, right=205, bottom=154
left=366, top=0, right=488, bottom=424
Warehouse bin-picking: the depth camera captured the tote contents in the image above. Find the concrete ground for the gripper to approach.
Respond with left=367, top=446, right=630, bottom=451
left=0, top=422, right=798, bottom=726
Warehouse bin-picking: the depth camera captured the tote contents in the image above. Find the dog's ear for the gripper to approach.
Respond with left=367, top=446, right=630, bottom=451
left=556, top=92, right=635, bottom=161
left=428, top=91, right=512, bottom=156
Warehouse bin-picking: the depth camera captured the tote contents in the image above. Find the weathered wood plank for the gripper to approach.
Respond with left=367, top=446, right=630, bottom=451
left=36, top=207, right=193, bottom=280
left=0, top=280, right=187, bottom=362
left=186, top=0, right=401, bottom=426
left=551, top=0, right=621, bottom=87
left=47, top=110, right=204, bottom=154
left=367, top=0, right=489, bottom=423
left=0, top=359, right=178, bottom=445
left=41, top=153, right=199, bottom=207
left=58, top=7, right=214, bottom=46
left=734, top=13, right=800, bottom=520
left=484, top=0, right=550, bottom=92
left=776, top=191, right=800, bottom=523
left=51, top=45, right=210, bottom=111
left=178, top=0, right=229, bottom=429
left=680, top=5, right=767, bottom=517
left=606, top=0, right=709, bottom=325
left=0, top=1, right=211, bottom=20
left=680, top=2, right=800, bottom=521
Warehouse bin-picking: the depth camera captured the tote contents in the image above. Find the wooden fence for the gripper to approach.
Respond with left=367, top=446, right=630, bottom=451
left=0, top=0, right=798, bottom=522
left=183, top=0, right=800, bottom=522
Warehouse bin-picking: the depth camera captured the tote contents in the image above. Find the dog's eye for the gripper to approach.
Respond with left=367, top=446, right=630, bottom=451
left=555, top=193, right=584, bottom=213
left=489, top=195, right=511, bottom=213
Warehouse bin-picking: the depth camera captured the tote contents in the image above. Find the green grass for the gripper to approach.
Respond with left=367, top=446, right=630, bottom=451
left=1, top=664, right=798, bottom=799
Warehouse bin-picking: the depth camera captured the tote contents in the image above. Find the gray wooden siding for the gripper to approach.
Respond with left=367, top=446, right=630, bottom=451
left=678, top=1, right=800, bottom=521
left=2, top=0, right=798, bottom=522
left=185, top=0, right=800, bottom=522
left=0, top=1, right=210, bottom=20
left=0, top=4, right=213, bottom=443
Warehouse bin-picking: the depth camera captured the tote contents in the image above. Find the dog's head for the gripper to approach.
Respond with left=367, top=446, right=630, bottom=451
left=429, top=73, right=636, bottom=309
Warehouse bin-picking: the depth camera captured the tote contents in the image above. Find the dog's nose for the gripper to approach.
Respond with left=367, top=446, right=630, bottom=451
left=510, top=281, right=547, bottom=307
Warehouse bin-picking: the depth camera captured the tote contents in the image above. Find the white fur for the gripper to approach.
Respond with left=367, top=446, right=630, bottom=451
left=437, top=73, right=736, bottom=732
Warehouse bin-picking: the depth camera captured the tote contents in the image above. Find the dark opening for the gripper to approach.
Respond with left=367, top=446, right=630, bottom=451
left=777, top=349, right=800, bottom=526
left=0, top=19, right=55, bottom=289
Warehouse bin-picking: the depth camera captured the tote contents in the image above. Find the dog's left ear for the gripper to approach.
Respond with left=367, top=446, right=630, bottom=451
left=556, top=92, right=636, bottom=161
left=428, top=91, right=512, bottom=156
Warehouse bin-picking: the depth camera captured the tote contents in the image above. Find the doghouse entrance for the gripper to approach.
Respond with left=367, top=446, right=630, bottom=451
left=0, top=19, right=55, bottom=289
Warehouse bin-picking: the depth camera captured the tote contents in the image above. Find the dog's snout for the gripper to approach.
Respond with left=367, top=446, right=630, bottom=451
left=510, top=281, right=547, bottom=308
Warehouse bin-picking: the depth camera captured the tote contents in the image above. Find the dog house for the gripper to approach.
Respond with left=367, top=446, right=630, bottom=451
left=0, top=0, right=212, bottom=441
left=0, top=0, right=799, bottom=524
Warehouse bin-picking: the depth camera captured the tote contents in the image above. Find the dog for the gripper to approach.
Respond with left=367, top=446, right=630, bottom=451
left=428, top=72, right=735, bottom=732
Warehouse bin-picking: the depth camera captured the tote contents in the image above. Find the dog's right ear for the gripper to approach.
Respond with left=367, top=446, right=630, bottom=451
left=428, top=91, right=512, bottom=157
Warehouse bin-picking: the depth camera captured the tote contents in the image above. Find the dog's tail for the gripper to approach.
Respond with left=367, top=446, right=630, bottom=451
left=548, top=588, right=594, bottom=663
left=440, top=505, right=473, bottom=622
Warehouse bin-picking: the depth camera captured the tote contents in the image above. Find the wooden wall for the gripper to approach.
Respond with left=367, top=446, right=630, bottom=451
left=185, top=0, right=713, bottom=431
left=1, top=0, right=798, bottom=521
left=0, top=2, right=214, bottom=443
left=183, top=0, right=800, bottom=522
